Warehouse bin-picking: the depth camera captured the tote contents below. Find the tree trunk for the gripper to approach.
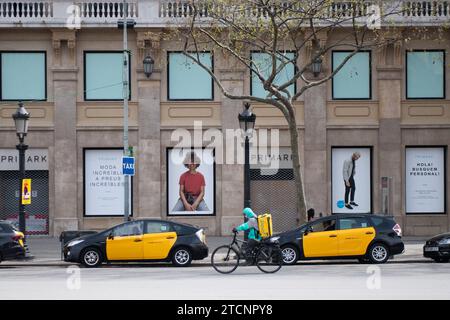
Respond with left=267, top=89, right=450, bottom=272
left=286, top=110, right=307, bottom=226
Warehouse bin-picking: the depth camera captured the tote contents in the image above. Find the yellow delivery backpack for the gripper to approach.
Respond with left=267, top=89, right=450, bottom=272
left=257, top=213, right=273, bottom=239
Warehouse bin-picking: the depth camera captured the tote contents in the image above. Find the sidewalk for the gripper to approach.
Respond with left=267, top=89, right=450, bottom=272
left=0, top=236, right=429, bottom=267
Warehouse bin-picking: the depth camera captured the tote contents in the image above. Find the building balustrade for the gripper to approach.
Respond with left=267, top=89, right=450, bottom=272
left=0, top=0, right=447, bottom=28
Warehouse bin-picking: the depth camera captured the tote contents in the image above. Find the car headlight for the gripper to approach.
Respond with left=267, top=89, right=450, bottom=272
left=67, top=239, right=84, bottom=247
left=438, top=238, right=450, bottom=245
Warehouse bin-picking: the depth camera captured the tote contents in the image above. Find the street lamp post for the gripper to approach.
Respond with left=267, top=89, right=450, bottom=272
left=12, top=102, right=30, bottom=237
left=118, top=0, right=135, bottom=222
left=238, top=103, right=256, bottom=240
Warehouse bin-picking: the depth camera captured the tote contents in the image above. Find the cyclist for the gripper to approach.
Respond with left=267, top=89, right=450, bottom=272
left=232, top=207, right=261, bottom=264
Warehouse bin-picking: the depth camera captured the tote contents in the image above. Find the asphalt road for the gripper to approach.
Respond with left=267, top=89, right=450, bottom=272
left=1, top=261, right=449, bottom=300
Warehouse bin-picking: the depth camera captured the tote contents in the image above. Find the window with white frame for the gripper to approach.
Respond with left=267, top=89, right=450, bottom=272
left=84, top=52, right=129, bottom=100
left=1, top=52, right=46, bottom=101
left=406, top=50, right=445, bottom=99
left=168, top=52, right=213, bottom=100
left=251, top=51, right=296, bottom=99
left=332, top=51, right=371, bottom=99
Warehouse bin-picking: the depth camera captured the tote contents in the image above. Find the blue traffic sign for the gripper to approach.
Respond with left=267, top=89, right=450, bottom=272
left=122, top=156, right=135, bottom=176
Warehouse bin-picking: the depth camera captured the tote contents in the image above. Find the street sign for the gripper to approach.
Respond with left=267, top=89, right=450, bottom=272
left=22, top=179, right=31, bottom=205
left=122, top=156, right=135, bottom=176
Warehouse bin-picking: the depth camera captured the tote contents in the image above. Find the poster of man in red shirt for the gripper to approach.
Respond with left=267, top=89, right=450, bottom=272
left=168, top=148, right=215, bottom=215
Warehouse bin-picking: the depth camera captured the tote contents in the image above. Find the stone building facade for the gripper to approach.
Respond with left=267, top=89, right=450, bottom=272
left=0, top=0, right=449, bottom=236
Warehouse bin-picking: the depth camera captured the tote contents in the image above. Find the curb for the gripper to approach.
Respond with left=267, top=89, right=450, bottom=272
left=0, top=258, right=432, bottom=267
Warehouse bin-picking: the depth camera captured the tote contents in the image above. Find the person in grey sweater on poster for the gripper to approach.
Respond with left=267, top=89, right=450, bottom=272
left=342, top=152, right=361, bottom=210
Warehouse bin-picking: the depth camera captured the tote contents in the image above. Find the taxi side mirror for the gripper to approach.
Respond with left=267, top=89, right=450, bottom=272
left=108, top=232, right=114, bottom=240
left=304, top=226, right=313, bottom=236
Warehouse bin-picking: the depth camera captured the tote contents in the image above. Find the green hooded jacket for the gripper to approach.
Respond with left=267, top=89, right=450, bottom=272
left=236, top=207, right=261, bottom=240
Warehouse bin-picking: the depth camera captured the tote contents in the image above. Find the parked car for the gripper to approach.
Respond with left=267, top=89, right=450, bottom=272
left=277, top=213, right=404, bottom=265
left=423, top=233, right=450, bottom=263
left=0, top=220, right=26, bottom=262
left=63, top=219, right=208, bottom=267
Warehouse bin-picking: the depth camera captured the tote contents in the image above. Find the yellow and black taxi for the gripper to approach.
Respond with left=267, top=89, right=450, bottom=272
left=63, top=219, right=208, bottom=267
left=0, top=220, right=26, bottom=262
left=278, top=213, right=404, bottom=264
left=423, top=232, right=450, bottom=263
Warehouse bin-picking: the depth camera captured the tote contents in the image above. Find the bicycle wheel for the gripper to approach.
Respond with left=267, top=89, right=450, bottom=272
left=211, top=245, right=240, bottom=274
left=256, top=245, right=283, bottom=274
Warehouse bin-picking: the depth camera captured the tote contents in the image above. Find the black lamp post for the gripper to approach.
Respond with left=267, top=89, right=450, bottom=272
left=238, top=103, right=256, bottom=239
left=12, top=102, right=30, bottom=237
left=311, top=56, right=322, bottom=77
left=143, top=55, right=155, bottom=78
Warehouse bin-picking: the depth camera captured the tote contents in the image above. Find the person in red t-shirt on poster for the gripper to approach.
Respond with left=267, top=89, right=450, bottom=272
left=172, top=151, right=209, bottom=212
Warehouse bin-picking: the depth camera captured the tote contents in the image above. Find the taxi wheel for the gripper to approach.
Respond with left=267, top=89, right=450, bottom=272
left=80, top=247, right=103, bottom=268
left=281, top=245, right=299, bottom=265
left=368, top=243, right=390, bottom=264
left=171, top=247, right=193, bottom=267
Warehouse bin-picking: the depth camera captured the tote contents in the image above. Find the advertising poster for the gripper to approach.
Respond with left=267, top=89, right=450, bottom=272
left=22, top=179, right=31, bottom=205
left=406, top=147, right=446, bottom=214
left=332, top=147, right=372, bottom=214
left=167, top=148, right=215, bottom=216
left=84, top=149, right=132, bottom=216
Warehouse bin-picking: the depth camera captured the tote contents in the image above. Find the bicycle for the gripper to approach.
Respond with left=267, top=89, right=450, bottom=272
left=211, top=230, right=283, bottom=274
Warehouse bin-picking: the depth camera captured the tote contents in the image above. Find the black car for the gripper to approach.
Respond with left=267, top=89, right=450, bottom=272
left=0, top=220, right=26, bottom=262
left=64, top=219, right=208, bottom=267
left=277, top=213, right=404, bottom=264
left=423, top=233, right=450, bottom=263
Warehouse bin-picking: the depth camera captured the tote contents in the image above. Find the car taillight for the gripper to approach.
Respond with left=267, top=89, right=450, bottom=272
left=195, top=229, right=206, bottom=244
left=12, top=234, right=23, bottom=242
left=393, top=224, right=402, bottom=237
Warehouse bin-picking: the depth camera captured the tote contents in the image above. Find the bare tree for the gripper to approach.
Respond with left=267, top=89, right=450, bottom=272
left=170, top=0, right=406, bottom=224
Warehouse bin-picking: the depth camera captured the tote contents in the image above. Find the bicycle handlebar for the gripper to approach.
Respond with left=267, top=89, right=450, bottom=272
left=231, top=230, right=238, bottom=242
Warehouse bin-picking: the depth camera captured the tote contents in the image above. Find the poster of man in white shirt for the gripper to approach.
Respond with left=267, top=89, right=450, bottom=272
left=332, top=147, right=372, bottom=214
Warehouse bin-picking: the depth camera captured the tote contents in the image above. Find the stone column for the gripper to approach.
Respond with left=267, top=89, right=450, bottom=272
left=137, top=69, right=162, bottom=218
left=378, top=66, right=403, bottom=223
left=52, top=30, right=78, bottom=235
left=136, top=31, right=162, bottom=218
left=377, top=43, right=403, bottom=225
left=219, top=70, right=245, bottom=235
left=303, top=82, right=328, bottom=215
left=302, top=31, right=329, bottom=216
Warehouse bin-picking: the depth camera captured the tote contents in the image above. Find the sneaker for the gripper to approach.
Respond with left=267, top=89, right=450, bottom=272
left=350, top=202, right=359, bottom=206
left=345, top=204, right=353, bottom=210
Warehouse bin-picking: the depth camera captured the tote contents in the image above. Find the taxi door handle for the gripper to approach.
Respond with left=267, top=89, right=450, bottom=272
left=134, top=239, right=142, bottom=242
left=329, top=235, right=337, bottom=238
left=365, top=232, right=374, bottom=235
left=166, top=236, right=175, bottom=239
